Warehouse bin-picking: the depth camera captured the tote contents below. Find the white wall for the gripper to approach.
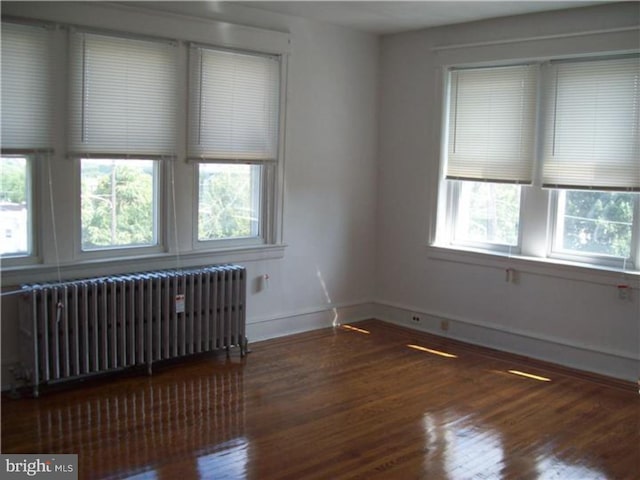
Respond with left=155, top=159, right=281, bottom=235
left=0, top=2, right=379, bottom=386
left=375, top=3, right=640, bottom=381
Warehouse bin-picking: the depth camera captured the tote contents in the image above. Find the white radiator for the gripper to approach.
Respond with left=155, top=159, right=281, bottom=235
left=19, top=265, right=247, bottom=396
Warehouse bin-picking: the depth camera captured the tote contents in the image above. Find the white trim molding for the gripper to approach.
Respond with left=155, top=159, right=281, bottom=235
left=373, top=301, right=639, bottom=382
left=432, top=26, right=640, bottom=52
left=1, top=244, right=287, bottom=287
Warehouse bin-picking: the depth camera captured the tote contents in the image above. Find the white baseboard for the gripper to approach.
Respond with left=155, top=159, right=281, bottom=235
left=373, top=301, right=639, bottom=382
left=247, top=301, right=375, bottom=343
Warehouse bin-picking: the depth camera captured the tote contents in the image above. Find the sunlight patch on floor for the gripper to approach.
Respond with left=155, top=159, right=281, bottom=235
left=407, top=344, right=457, bottom=358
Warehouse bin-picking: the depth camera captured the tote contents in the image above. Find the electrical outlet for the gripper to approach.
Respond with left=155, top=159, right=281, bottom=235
left=440, top=320, right=449, bottom=331
left=411, top=313, right=421, bottom=323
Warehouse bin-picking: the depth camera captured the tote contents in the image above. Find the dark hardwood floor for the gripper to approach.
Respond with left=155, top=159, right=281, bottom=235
left=2, top=319, right=638, bottom=479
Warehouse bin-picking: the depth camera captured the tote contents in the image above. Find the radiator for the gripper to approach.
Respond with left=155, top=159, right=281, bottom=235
left=19, top=265, right=247, bottom=397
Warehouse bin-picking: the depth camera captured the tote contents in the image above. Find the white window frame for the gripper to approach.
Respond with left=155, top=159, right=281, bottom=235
left=188, top=44, right=285, bottom=251
left=193, top=162, right=276, bottom=250
left=439, top=63, right=534, bottom=256
left=0, top=7, right=289, bottom=285
left=1, top=20, right=52, bottom=266
left=67, top=29, right=178, bottom=259
left=435, top=55, right=640, bottom=274
left=0, top=154, right=38, bottom=264
left=548, top=189, right=639, bottom=270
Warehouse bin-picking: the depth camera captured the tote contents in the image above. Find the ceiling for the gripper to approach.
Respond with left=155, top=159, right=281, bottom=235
left=236, top=1, right=606, bottom=35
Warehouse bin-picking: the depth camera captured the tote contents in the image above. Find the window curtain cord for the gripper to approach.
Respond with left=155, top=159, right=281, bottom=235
left=170, top=159, right=182, bottom=273
left=46, top=153, right=63, bottom=286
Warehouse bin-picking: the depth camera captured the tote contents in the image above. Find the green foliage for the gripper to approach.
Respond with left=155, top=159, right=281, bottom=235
left=561, top=191, right=634, bottom=257
left=198, top=165, right=257, bottom=241
left=82, top=161, right=259, bottom=249
left=461, top=182, right=520, bottom=245
left=81, top=163, right=154, bottom=248
left=459, top=181, right=635, bottom=259
left=0, top=158, right=27, bottom=204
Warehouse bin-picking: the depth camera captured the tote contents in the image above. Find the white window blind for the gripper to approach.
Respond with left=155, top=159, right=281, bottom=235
left=188, top=45, right=281, bottom=162
left=542, top=56, right=640, bottom=191
left=446, top=65, right=538, bottom=184
left=1, top=22, right=52, bottom=151
left=69, top=31, right=177, bottom=157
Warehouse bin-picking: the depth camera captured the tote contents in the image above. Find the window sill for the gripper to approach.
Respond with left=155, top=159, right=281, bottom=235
left=1, top=244, right=286, bottom=286
left=427, top=243, right=639, bottom=287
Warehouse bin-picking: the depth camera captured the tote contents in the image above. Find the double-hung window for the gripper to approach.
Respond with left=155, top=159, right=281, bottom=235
left=69, top=31, right=177, bottom=253
left=439, top=55, right=640, bottom=271
left=1, top=21, right=52, bottom=259
left=188, top=45, right=281, bottom=247
left=542, top=57, right=640, bottom=268
left=443, top=65, right=537, bottom=253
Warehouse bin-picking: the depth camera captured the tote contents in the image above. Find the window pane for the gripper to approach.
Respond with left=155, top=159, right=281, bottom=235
left=454, top=181, right=520, bottom=246
left=81, top=159, right=157, bottom=250
left=0, top=157, right=29, bottom=255
left=198, top=164, right=261, bottom=241
left=555, top=190, right=635, bottom=258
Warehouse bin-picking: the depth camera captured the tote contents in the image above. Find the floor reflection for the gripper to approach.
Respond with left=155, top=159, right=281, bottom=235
left=197, top=438, right=249, bottom=480
left=423, top=411, right=608, bottom=480
left=536, top=455, right=607, bottom=480
left=444, top=417, right=504, bottom=479
left=32, top=365, right=245, bottom=479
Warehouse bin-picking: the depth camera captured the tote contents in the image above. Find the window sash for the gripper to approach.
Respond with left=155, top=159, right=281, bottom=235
left=549, top=189, right=638, bottom=269
left=446, top=65, right=538, bottom=184
left=188, top=45, right=281, bottom=162
left=0, top=155, right=34, bottom=257
left=542, top=56, right=640, bottom=192
left=449, top=180, right=523, bottom=253
left=1, top=22, right=52, bottom=151
left=69, top=31, right=178, bottom=157
left=80, top=158, right=160, bottom=251
left=196, top=163, right=263, bottom=243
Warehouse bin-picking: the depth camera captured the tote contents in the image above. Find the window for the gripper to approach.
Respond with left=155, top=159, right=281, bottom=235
left=0, top=157, right=31, bottom=256
left=438, top=56, right=640, bottom=271
left=69, top=31, right=177, bottom=252
left=1, top=22, right=52, bottom=259
left=442, top=65, right=537, bottom=253
left=0, top=15, right=287, bottom=276
left=188, top=45, right=281, bottom=246
left=543, top=56, right=640, bottom=268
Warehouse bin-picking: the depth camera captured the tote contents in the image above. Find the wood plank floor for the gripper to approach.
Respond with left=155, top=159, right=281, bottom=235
left=1, top=319, right=638, bottom=479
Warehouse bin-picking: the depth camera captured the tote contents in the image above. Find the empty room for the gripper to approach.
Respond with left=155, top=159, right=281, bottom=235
left=1, top=1, right=638, bottom=479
